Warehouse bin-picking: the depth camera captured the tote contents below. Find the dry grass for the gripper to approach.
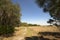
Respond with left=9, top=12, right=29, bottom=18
left=0, top=26, right=60, bottom=40
left=28, top=26, right=59, bottom=32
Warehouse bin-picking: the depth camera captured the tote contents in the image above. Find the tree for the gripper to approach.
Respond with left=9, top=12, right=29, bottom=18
left=36, top=0, right=60, bottom=27
left=47, top=19, right=54, bottom=25
left=21, top=22, right=28, bottom=26
left=0, top=0, right=21, bottom=36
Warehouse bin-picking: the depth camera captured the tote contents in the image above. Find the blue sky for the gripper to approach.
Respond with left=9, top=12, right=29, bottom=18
left=13, top=0, right=51, bottom=25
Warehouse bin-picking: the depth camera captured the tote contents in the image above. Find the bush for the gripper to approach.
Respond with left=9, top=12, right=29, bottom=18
left=0, top=0, right=21, bottom=37
left=0, top=26, right=14, bottom=37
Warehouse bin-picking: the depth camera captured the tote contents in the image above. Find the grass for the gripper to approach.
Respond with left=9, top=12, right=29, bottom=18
left=25, top=27, right=37, bottom=37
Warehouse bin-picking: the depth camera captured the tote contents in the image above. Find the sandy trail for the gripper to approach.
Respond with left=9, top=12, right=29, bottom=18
left=13, top=27, right=27, bottom=40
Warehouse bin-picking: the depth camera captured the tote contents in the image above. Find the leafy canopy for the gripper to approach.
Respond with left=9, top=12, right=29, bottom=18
left=36, top=0, right=60, bottom=26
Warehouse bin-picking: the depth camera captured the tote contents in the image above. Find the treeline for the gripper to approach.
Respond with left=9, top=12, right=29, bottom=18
left=21, top=22, right=40, bottom=26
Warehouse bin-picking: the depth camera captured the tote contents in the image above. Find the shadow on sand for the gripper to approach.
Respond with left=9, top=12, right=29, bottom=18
left=38, top=32, right=60, bottom=38
left=25, top=32, right=60, bottom=40
left=25, top=36, right=51, bottom=40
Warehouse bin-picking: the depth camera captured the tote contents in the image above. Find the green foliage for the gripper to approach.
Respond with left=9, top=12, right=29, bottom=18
left=28, top=24, right=40, bottom=26
left=47, top=19, right=54, bottom=25
left=0, top=0, right=21, bottom=36
left=21, top=22, right=28, bottom=26
left=21, top=22, right=40, bottom=26
left=36, top=0, right=60, bottom=26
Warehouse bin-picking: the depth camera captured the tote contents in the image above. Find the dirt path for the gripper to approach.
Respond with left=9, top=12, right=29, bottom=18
left=13, top=27, right=27, bottom=40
